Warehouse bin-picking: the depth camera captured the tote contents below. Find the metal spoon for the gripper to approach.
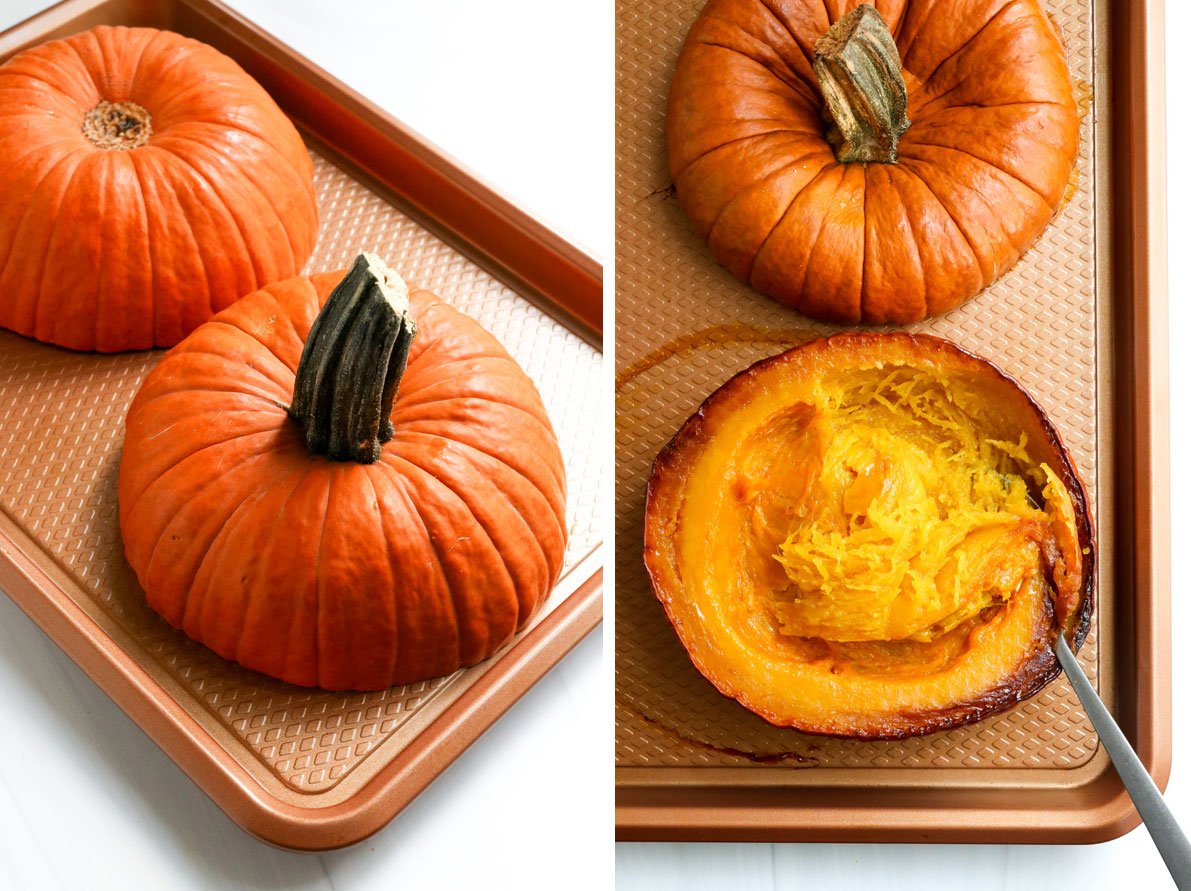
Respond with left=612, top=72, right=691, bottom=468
left=1055, top=635, right=1190, bottom=888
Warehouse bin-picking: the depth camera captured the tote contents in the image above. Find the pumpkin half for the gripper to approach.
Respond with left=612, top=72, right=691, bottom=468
left=118, top=254, right=567, bottom=690
left=667, top=1, right=1079, bottom=324
left=644, top=333, right=1094, bottom=738
left=0, top=26, right=318, bottom=351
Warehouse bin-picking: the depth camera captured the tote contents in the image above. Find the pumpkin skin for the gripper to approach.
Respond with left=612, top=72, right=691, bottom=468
left=666, top=1, right=1079, bottom=324
left=643, top=333, right=1094, bottom=739
left=0, top=26, right=318, bottom=351
left=118, top=270, right=567, bottom=690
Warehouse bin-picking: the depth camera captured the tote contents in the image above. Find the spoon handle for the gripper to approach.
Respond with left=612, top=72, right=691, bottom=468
left=1055, top=635, right=1190, bottom=888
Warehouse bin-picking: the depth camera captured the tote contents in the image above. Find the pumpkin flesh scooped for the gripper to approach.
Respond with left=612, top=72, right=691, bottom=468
left=119, top=254, right=567, bottom=690
left=0, top=26, right=318, bottom=351
left=666, top=1, right=1080, bottom=324
left=644, top=334, right=1093, bottom=738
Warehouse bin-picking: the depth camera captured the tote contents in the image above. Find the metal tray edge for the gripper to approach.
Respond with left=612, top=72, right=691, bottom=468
left=0, top=526, right=602, bottom=851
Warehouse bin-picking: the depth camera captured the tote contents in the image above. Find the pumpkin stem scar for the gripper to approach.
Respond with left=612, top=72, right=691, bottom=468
left=288, top=252, right=417, bottom=463
left=82, top=100, right=152, bottom=150
left=813, top=4, right=910, bottom=164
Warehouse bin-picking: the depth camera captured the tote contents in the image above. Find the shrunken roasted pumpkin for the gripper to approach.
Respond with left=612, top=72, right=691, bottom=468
left=0, top=26, right=317, bottom=351
left=119, top=254, right=567, bottom=690
left=667, top=2, right=1079, bottom=324
left=644, top=333, right=1093, bottom=738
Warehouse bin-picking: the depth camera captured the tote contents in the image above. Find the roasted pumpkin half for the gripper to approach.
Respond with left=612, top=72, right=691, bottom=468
left=644, top=333, right=1093, bottom=738
left=119, top=254, right=567, bottom=690
left=667, top=2, right=1079, bottom=324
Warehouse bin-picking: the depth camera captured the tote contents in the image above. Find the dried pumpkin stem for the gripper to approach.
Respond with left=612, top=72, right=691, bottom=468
left=288, top=253, right=417, bottom=464
left=82, top=100, right=152, bottom=150
left=813, top=4, right=910, bottom=164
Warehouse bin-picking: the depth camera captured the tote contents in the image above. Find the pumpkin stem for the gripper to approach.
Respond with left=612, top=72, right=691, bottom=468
left=82, top=100, right=152, bottom=150
left=813, top=4, right=910, bottom=164
left=288, top=253, right=417, bottom=464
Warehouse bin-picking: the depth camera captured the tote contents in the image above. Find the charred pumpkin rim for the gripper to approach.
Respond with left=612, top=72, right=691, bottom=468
left=643, top=331, right=1095, bottom=740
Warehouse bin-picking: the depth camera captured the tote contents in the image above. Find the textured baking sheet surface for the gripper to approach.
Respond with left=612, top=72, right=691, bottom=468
left=0, top=147, right=603, bottom=801
left=616, top=0, right=1104, bottom=773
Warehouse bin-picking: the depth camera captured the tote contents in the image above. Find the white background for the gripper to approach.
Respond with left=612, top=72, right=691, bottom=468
left=619, top=3, right=1189, bottom=891
left=0, top=2, right=611, bottom=890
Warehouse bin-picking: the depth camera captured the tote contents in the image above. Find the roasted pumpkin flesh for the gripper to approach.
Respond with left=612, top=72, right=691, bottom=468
left=664, top=362, right=1084, bottom=734
left=764, top=369, right=1074, bottom=644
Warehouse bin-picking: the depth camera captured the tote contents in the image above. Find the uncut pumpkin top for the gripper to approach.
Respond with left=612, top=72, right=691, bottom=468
left=118, top=271, right=568, bottom=690
left=0, top=25, right=317, bottom=350
left=666, top=0, right=1080, bottom=324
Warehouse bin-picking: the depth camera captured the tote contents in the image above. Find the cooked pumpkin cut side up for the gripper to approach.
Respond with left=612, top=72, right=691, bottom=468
left=644, top=333, right=1094, bottom=739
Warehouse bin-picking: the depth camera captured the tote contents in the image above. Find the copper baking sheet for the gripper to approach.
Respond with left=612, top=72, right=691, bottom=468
left=615, top=0, right=1168, bottom=842
left=0, top=0, right=603, bottom=852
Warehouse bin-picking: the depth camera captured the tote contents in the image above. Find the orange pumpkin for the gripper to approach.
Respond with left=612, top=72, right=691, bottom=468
left=667, top=2, right=1079, bottom=324
left=0, top=26, right=318, bottom=351
left=644, top=333, right=1094, bottom=738
left=118, top=254, right=568, bottom=690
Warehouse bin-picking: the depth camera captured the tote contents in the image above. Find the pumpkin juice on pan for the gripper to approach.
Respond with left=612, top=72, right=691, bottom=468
left=644, top=334, right=1094, bottom=739
left=119, top=254, right=568, bottom=690
left=666, top=2, right=1079, bottom=324
left=0, top=26, right=318, bottom=351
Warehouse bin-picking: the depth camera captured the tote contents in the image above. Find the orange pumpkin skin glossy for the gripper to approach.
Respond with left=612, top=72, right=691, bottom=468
left=118, top=272, right=567, bottom=690
left=644, top=333, right=1094, bottom=739
left=0, top=26, right=318, bottom=351
left=667, top=1, right=1079, bottom=324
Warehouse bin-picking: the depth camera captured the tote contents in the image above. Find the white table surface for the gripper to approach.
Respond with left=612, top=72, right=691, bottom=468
left=620, top=3, right=1187, bottom=890
left=0, top=2, right=611, bottom=890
